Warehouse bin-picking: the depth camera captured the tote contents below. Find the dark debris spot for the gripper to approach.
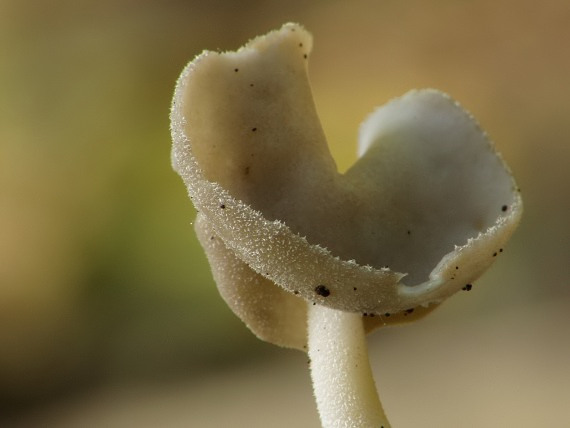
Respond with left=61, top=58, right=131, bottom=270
left=493, top=252, right=497, bottom=257
left=455, top=266, right=459, bottom=270
left=303, top=54, right=307, bottom=59
left=249, top=83, right=254, bottom=87
left=384, top=313, right=391, bottom=317
left=299, top=42, right=303, bottom=47
left=407, top=230, right=411, bottom=235
left=251, top=127, right=257, bottom=132
left=244, top=166, right=250, bottom=175
left=363, top=312, right=368, bottom=317
left=462, top=284, right=473, bottom=291
left=499, top=248, right=503, bottom=253
left=210, top=236, right=214, bottom=240
left=353, top=287, right=357, bottom=291
left=404, top=308, right=415, bottom=315
left=234, top=68, right=239, bottom=72
left=220, top=204, right=226, bottom=209
left=293, top=290, right=299, bottom=295
left=502, top=205, right=508, bottom=212
left=315, top=285, right=330, bottom=297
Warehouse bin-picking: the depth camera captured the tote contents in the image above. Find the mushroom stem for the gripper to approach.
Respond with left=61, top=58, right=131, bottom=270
left=308, top=304, right=391, bottom=428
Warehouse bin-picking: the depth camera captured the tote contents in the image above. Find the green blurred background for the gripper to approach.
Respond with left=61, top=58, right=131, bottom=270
left=1, top=0, right=569, bottom=426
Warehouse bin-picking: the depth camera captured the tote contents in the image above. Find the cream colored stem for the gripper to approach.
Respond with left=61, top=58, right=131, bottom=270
left=308, top=304, right=391, bottom=428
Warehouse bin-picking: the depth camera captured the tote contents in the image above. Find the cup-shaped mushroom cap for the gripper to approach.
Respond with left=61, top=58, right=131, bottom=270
left=171, top=23, right=522, bottom=350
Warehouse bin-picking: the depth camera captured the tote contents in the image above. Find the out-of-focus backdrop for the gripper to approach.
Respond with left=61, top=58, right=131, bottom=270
left=1, top=0, right=568, bottom=426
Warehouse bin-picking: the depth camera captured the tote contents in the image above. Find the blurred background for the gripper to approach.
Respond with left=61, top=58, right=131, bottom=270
left=1, top=0, right=569, bottom=426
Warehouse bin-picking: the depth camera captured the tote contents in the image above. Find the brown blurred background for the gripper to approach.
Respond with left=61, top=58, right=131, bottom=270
left=1, top=0, right=568, bottom=426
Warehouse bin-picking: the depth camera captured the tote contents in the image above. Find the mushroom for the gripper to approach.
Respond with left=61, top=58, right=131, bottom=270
left=170, top=23, right=522, bottom=428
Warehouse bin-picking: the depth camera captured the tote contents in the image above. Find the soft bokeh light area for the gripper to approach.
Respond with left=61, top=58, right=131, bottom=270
left=1, top=0, right=568, bottom=426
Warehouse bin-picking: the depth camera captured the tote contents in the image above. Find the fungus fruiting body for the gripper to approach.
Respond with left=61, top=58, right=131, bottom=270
left=171, top=23, right=522, bottom=428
